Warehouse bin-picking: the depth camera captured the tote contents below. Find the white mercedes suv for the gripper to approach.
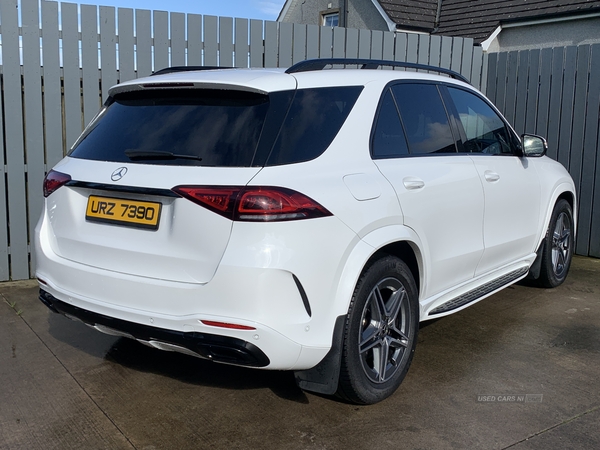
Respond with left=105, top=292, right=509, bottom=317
left=36, top=59, right=576, bottom=404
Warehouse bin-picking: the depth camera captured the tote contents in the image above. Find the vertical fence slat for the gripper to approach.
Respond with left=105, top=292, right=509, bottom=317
left=42, top=2, right=63, bottom=170
left=450, top=37, right=463, bottom=73
left=219, top=17, right=234, bottom=67
left=187, top=14, right=203, bottom=66
left=249, top=19, right=264, bottom=67
left=470, top=45, right=483, bottom=89
left=495, top=53, right=508, bottom=114
left=546, top=47, right=565, bottom=161
left=479, top=51, right=489, bottom=93
left=41, top=0, right=64, bottom=168
left=535, top=48, right=553, bottom=139
left=62, top=3, right=83, bottom=150
left=0, top=0, right=29, bottom=279
left=370, top=30, right=383, bottom=60
left=100, top=6, right=118, bottom=102
left=279, top=22, right=293, bottom=67
left=440, top=36, right=452, bottom=69
left=0, top=81, right=8, bottom=280
left=306, top=24, right=319, bottom=60
left=460, top=38, right=473, bottom=79
left=574, top=45, right=595, bottom=255
left=154, top=11, right=170, bottom=71
left=235, top=18, right=250, bottom=67
left=524, top=49, right=540, bottom=133
left=135, top=9, right=152, bottom=77
left=570, top=46, right=590, bottom=200
left=204, top=16, right=218, bottom=66
left=358, top=29, right=371, bottom=59
left=584, top=44, right=600, bottom=258
left=503, top=51, right=519, bottom=126
left=22, top=0, right=46, bottom=274
left=264, top=21, right=278, bottom=66
left=485, top=52, right=498, bottom=104
left=81, top=5, right=99, bottom=126
left=117, top=8, right=136, bottom=82
left=557, top=46, right=577, bottom=169
left=292, top=23, right=307, bottom=64
left=382, top=31, right=394, bottom=61
left=346, top=28, right=359, bottom=58
left=171, top=12, right=186, bottom=67
left=418, top=35, right=429, bottom=65
left=333, top=27, right=346, bottom=58
left=319, top=27, right=333, bottom=58
left=429, top=35, right=441, bottom=69
left=581, top=43, right=600, bottom=256
left=513, top=51, right=529, bottom=136
left=406, top=33, right=418, bottom=63
left=394, top=32, right=407, bottom=61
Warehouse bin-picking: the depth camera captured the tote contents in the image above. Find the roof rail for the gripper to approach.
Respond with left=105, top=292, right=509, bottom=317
left=152, top=66, right=234, bottom=76
left=285, top=58, right=470, bottom=84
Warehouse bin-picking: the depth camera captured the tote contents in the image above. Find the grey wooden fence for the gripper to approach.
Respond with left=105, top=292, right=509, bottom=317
left=486, top=46, right=600, bottom=259
left=0, top=0, right=485, bottom=280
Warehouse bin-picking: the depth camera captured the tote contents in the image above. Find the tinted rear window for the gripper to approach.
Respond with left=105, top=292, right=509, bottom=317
left=69, top=89, right=270, bottom=167
left=69, top=86, right=363, bottom=167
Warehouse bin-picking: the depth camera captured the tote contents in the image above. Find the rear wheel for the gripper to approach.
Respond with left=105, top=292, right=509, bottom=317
left=535, top=199, right=574, bottom=288
left=337, top=256, right=418, bottom=405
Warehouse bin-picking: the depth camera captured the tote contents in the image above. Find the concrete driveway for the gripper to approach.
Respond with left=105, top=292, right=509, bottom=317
left=1, top=256, right=599, bottom=449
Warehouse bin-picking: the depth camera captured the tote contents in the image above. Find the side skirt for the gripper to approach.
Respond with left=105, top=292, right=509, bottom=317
left=428, top=267, right=529, bottom=316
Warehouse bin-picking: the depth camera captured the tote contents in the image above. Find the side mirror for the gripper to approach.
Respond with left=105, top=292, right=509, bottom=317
left=521, top=134, right=547, bottom=157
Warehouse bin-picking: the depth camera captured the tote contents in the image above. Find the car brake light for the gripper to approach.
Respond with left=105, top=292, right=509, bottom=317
left=43, top=170, right=72, bottom=197
left=172, top=186, right=332, bottom=222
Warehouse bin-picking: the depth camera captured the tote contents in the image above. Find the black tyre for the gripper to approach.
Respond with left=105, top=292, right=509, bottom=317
left=337, top=256, right=419, bottom=405
left=536, top=199, right=574, bottom=288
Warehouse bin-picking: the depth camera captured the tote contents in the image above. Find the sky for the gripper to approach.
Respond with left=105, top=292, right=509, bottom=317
left=47, top=0, right=288, bottom=21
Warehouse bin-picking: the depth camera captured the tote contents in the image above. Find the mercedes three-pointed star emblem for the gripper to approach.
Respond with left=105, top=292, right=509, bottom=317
left=111, top=167, right=128, bottom=182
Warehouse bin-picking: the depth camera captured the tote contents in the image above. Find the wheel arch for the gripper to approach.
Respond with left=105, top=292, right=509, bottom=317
left=332, top=225, right=425, bottom=320
left=536, top=184, right=577, bottom=251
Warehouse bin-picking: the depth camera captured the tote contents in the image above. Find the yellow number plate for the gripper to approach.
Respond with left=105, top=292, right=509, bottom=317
left=86, top=196, right=162, bottom=230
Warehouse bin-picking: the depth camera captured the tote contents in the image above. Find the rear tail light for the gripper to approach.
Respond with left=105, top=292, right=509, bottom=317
left=171, top=186, right=332, bottom=222
left=43, top=170, right=71, bottom=197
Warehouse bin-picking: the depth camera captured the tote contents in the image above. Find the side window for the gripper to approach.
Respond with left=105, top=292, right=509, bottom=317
left=447, top=87, right=515, bottom=155
left=267, top=86, right=363, bottom=166
left=371, top=89, right=409, bottom=159
left=391, top=84, right=456, bottom=154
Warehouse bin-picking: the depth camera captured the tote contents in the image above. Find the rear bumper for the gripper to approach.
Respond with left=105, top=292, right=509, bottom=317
left=39, top=289, right=270, bottom=367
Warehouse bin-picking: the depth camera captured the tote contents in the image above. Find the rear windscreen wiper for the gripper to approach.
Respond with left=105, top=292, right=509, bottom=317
left=124, top=149, right=203, bottom=161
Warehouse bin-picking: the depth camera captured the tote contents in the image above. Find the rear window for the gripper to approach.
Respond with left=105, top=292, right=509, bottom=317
left=69, top=86, right=363, bottom=167
left=69, top=89, right=270, bottom=167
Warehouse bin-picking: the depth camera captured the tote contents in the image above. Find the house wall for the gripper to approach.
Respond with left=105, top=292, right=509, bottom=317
left=486, top=17, right=600, bottom=52
left=280, top=0, right=389, bottom=30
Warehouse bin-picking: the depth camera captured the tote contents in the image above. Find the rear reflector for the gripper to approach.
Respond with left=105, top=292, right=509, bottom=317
left=172, top=186, right=332, bottom=222
left=43, top=170, right=72, bottom=197
left=201, top=320, right=256, bottom=330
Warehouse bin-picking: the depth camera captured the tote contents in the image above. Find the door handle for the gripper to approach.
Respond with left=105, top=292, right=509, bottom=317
left=403, top=177, right=425, bottom=190
left=484, top=171, right=500, bottom=182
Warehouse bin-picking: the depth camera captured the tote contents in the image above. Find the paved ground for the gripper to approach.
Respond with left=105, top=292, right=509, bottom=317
left=1, top=256, right=599, bottom=450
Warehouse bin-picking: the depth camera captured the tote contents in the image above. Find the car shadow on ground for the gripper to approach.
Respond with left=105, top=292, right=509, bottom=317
left=45, top=310, right=311, bottom=403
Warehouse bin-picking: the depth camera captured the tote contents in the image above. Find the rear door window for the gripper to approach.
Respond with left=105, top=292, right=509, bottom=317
left=391, top=83, right=456, bottom=154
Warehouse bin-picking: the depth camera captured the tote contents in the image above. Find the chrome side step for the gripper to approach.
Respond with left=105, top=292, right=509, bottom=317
left=429, top=267, right=529, bottom=316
